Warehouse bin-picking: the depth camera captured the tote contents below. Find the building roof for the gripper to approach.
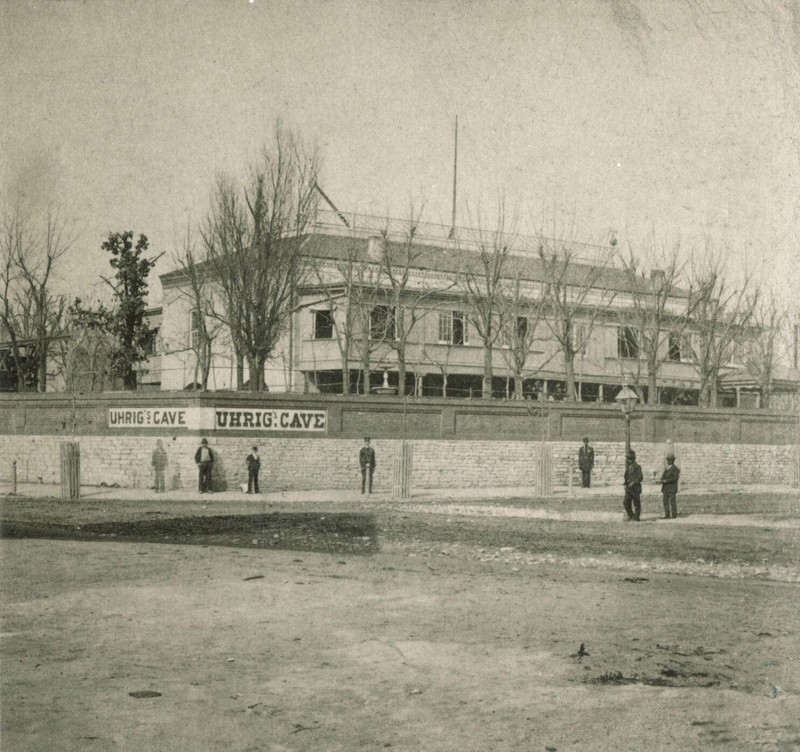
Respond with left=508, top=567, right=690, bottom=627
left=161, top=230, right=689, bottom=299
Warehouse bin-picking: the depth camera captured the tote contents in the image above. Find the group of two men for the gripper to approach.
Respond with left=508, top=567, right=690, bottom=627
left=192, top=439, right=262, bottom=494
left=580, top=437, right=681, bottom=521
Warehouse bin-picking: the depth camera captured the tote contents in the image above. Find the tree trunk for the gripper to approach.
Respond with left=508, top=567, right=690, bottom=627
left=482, top=344, right=493, bottom=398
left=514, top=373, right=524, bottom=399
left=708, top=370, right=719, bottom=408
left=193, top=342, right=201, bottom=390
left=442, top=372, right=448, bottom=397
left=123, top=363, right=137, bottom=391
left=647, top=353, right=658, bottom=405
left=397, top=344, right=407, bottom=396
left=360, top=338, right=370, bottom=395
left=200, top=339, right=211, bottom=390
left=38, top=345, right=48, bottom=392
left=340, top=351, right=350, bottom=395
left=564, top=350, right=577, bottom=401
left=236, top=351, right=244, bottom=390
left=248, top=354, right=266, bottom=391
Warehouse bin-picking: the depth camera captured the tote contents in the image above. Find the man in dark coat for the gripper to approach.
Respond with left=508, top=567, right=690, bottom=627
left=660, top=451, right=680, bottom=519
left=359, top=437, right=376, bottom=494
left=623, top=449, right=643, bottom=521
left=194, top=438, right=214, bottom=493
left=578, top=437, right=595, bottom=487
left=246, top=446, right=260, bottom=494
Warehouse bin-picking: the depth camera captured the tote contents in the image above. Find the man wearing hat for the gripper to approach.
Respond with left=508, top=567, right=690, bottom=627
left=246, top=446, right=261, bottom=494
left=359, top=437, right=376, bottom=494
left=623, top=449, right=643, bottom=521
left=660, top=451, right=680, bottom=519
left=194, top=438, right=215, bottom=493
left=578, top=437, right=595, bottom=487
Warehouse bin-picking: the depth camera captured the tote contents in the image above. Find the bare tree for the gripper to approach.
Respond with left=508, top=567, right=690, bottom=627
left=200, top=123, right=320, bottom=391
left=536, top=236, right=616, bottom=401
left=420, top=339, right=456, bottom=397
left=376, top=208, right=451, bottom=396
left=497, top=270, right=552, bottom=399
left=57, top=315, right=117, bottom=393
left=687, top=251, right=758, bottom=407
left=458, top=206, right=514, bottom=398
left=617, top=237, right=697, bottom=404
left=172, top=227, right=222, bottom=390
left=740, top=289, right=788, bottom=409
left=309, top=229, right=382, bottom=395
left=1, top=202, right=71, bottom=391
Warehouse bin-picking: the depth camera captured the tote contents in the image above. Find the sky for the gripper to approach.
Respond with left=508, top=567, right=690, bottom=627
left=2, top=0, right=800, bottom=308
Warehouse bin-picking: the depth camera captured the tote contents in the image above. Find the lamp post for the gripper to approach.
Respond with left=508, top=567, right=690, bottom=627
left=615, top=384, right=639, bottom=460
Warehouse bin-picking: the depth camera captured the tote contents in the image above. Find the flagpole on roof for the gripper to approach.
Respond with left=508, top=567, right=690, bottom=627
left=448, top=115, right=458, bottom=240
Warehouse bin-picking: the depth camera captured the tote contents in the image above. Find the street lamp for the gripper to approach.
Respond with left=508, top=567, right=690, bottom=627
left=615, top=384, right=639, bottom=460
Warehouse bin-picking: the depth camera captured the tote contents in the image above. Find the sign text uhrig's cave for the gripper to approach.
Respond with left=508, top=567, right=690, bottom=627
left=215, top=408, right=327, bottom=432
left=108, top=407, right=197, bottom=428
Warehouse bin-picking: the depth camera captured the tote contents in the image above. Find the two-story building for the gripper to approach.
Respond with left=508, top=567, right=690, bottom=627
left=151, top=215, right=789, bottom=406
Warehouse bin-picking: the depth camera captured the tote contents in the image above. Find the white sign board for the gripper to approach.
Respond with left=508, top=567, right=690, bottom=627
left=108, top=407, right=209, bottom=430
left=108, top=406, right=327, bottom=433
left=215, top=408, right=327, bottom=432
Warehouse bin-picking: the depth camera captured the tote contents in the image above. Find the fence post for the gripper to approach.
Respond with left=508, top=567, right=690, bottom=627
left=60, top=442, right=81, bottom=500
left=392, top=441, right=412, bottom=500
left=11, top=460, right=17, bottom=495
left=539, top=444, right=553, bottom=497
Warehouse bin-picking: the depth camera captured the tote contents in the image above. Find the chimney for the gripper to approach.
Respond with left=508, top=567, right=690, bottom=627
left=367, top=236, right=385, bottom=262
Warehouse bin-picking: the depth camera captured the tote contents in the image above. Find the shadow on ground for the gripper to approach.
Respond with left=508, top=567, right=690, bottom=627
left=0, top=512, right=379, bottom=555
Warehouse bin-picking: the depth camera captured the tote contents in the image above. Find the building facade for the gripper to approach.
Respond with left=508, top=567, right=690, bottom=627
left=147, top=217, right=797, bottom=407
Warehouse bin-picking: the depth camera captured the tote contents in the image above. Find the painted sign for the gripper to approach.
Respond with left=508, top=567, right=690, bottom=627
left=108, top=406, right=327, bottom=433
left=215, top=408, right=327, bottom=432
left=108, top=407, right=208, bottom=429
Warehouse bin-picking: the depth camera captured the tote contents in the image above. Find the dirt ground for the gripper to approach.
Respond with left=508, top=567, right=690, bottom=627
left=2, top=491, right=800, bottom=751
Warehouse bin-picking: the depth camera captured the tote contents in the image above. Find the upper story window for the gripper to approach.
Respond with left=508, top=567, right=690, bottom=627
left=668, top=331, right=681, bottom=362
left=438, top=311, right=468, bottom=345
left=727, top=339, right=744, bottom=366
left=574, top=323, right=588, bottom=356
left=516, top=316, right=528, bottom=341
left=680, top=332, right=696, bottom=363
left=313, top=310, right=334, bottom=340
left=145, top=327, right=160, bottom=356
left=617, top=326, right=638, bottom=359
left=370, top=305, right=396, bottom=341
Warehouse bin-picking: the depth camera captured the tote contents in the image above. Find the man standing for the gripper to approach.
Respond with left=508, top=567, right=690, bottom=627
left=359, top=437, right=376, bottom=494
left=246, top=446, right=260, bottom=494
left=623, top=449, right=643, bottom=521
left=194, top=437, right=214, bottom=493
left=660, top=451, right=680, bottom=519
left=151, top=439, right=168, bottom=492
left=578, top=437, right=595, bottom=488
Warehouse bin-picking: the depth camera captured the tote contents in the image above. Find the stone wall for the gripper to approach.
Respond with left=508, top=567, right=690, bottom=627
left=1, top=392, right=797, bottom=492
left=1, top=433, right=798, bottom=493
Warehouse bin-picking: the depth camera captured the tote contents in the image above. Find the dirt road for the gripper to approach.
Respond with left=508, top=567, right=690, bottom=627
left=2, top=492, right=799, bottom=751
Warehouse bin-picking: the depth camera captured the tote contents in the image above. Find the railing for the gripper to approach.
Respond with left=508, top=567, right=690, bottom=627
left=313, top=210, right=619, bottom=266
